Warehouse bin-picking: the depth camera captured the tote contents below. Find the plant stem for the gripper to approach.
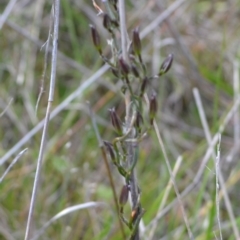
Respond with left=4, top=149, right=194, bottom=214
left=119, top=1, right=141, bottom=239
left=24, top=1, right=60, bottom=239
left=89, top=106, right=126, bottom=239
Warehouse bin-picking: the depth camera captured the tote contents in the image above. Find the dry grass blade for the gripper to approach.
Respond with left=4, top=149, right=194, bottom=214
left=0, top=148, right=27, bottom=183
left=24, top=1, right=60, bottom=239
left=153, top=119, right=194, bottom=240
left=140, top=0, right=189, bottom=39
left=147, top=156, right=183, bottom=239
left=30, top=202, right=106, bottom=240
left=0, top=0, right=17, bottom=30
left=233, top=59, right=240, bottom=145
left=0, top=98, right=13, bottom=118
left=193, top=88, right=240, bottom=239
left=146, top=89, right=240, bottom=230
left=35, top=8, right=53, bottom=115
left=216, top=135, right=223, bottom=240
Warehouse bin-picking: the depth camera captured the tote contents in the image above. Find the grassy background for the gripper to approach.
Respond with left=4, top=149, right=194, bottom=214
left=0, top=0, right=240, bottom=239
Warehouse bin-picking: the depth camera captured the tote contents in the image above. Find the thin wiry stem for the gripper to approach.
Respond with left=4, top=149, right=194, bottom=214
left=119, top=1, right=141, bottom=239
left=30, top=202, right=106, bottom=240
left=216, top=135, right=223, bottom=240
left=119, top=0, right=128, bottom=61
left=35, top=8, right=54, bottom=115
left=153, top=120, right=194, bottom=240
left=0, top=0, right=18, bottom=30
left=0, top=148, right=28, bottom=183
left=193, top=88, right=240, bottom=239
left=233, top=60, right=240, bottom=146
left=89, top=105, right=126, bottom=239
left=0, top=98, right=13, bottom=118
left=148, top=156, right=183, bottom=240
left=24, top=1, right=60, bottom=239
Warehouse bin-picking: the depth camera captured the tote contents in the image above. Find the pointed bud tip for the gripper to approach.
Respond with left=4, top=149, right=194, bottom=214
left=159, top=53, right=174, bottom=76
left=132, top=27, right=142, bottom=56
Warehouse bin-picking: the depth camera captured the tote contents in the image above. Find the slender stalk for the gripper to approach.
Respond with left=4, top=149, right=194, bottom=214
left=119, top=1, right=140, bottom=239
left=148, top=156, right=183, bottom=239
left=35, top=7, right=54, bottom=115
left=0, top=98, right=13, bottom=118
left=153, top=120, right=194, bottom=240
left=119, top=0, right=128, bottom=61
left=0, top=148, right=28, bottom=183
left=216, top=135, right=223, bottom=240
left=24, top=1, right=60, bottom=239
left=89, top=106, right=126, bottom=239
left=193, top=88, right=240, bottom=239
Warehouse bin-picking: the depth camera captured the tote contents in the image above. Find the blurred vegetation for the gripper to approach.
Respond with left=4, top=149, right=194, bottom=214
left=0, top=0, right=240, bottom=239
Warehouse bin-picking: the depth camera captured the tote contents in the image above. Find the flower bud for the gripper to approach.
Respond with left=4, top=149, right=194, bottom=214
left=132, top=28, right=142, bottom=56
left=119, top=57, right=130, bottom=76
left=90, top=25, right=102, bottom=54
left=103, top=13, right=112, bottom=32
left=140, top=77, right=148, bottom=97
left=119, top=185, right=129, bottom=206
left=131, top=64, right=140, bottom=78
left=103, top=141, right=115, bottom=162
left=135, top=111, right=143, bottom=131
left=109, top=108, right=122, bottom=135
left=159, top=54, right=174, bottom=76
left=149, top=92, right=157, bottom=125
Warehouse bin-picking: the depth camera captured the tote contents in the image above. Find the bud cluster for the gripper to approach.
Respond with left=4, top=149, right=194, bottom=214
left=90, top=1, right=174, bottom=237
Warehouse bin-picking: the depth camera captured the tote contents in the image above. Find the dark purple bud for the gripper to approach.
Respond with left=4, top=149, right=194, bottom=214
left=132, top=28, right=142, bottom=56
left=135, top=111, right=144, bottom=131
left=103, top=14, right=112, bottom=32
left=109, top=108, right=122, bottom=134
left=131, top=64, right=139, bottom=78
left=103, top=141, right=115, bottom=162
left=159, top=54, right=174, bottom=76
left=119, top=57, right=130, bottom=76
left=140, top=77, right=148, bottom=97
left=90, top=25, right=102, bottom=54
left=119, top=185, right=129, bottom=206
left=149, top=92, right=157, bottom=125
